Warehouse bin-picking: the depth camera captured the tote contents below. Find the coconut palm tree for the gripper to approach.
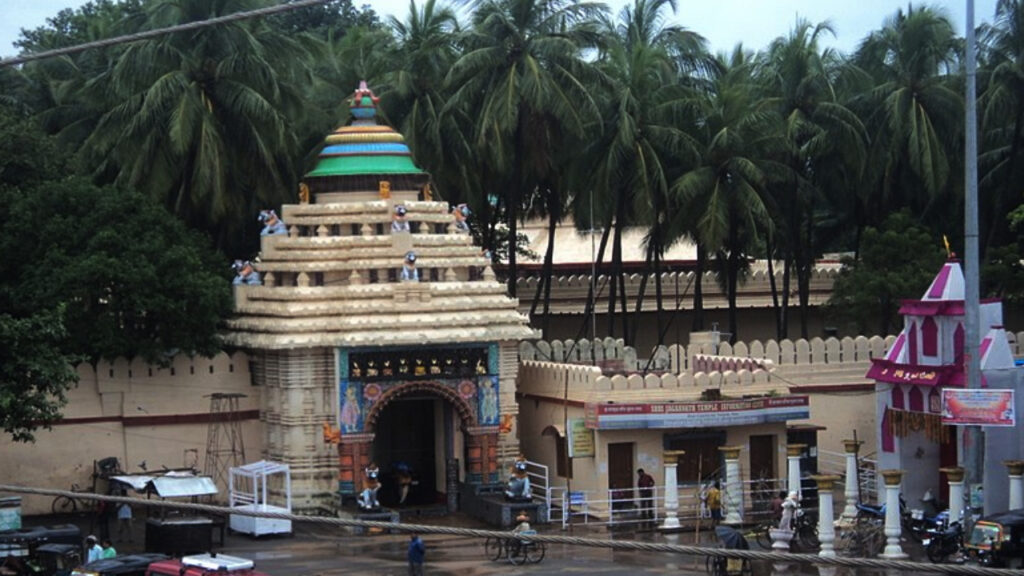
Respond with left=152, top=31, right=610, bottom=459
left=671, top=47, right=782, bottom=343
left=851, top=5, right=962, bottom=230
left=579, top=0, right=704, bottom=344
left=81, top=0, right=312, bottom=250
left=980, top=0, right=1024, bottom=255
left=445, top=0, right=606, bottom=297
left=759, top=20, right=867, bottom=338
left=380, top=0, right=470, bottom=200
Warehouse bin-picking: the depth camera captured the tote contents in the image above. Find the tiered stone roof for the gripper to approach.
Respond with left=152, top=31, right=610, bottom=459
left=224, top=82, right=538, bottom=349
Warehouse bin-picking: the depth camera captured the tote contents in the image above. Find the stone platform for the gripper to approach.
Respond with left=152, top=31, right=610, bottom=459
left=460, top=483, right=548, bottom=528
left=347, top=508, right=401, bottom=535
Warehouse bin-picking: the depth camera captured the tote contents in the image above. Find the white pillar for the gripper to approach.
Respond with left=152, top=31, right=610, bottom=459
left=941, top=467, right=965, bottom=525
left=840, top=440, right=862, bottom=521
left=1006, top=461, right=1024, bottom=510
left=787, top=444, right=806, bottom=499
left=721, top=446, right=743, bottom=525
left=661, top=451, right=684, bottom=530
left=812, top=475, right=839, bottom=558
left=879, top=470, right=907, bottom=559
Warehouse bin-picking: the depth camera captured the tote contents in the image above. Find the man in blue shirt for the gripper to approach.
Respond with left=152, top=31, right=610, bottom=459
left=407, top=533, right=425, bottom=576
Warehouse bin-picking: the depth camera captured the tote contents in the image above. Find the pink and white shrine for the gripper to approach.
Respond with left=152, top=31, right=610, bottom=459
left=867, top=259, right=1024, bottom=512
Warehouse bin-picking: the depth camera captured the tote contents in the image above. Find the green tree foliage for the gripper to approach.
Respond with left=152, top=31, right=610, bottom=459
left=0, top=107, right=80, bottom=443
left=268, top=0, right=379, bottom=38
left=851, top=5, right=962, bottom=228
left=0, top=180, right=232, bottom=363
left=13, top=0, right=1024, bottom=343
left=0, top=308, right=80, bottom=442
left=826, top=212, right=946, bottom=336
left=445, top=0, right=605, bottom=296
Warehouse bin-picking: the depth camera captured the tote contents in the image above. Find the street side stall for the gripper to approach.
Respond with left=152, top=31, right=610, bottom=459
left=228, top=461, right=292, bottom=537
left=111, top=473, right=218, bottom=556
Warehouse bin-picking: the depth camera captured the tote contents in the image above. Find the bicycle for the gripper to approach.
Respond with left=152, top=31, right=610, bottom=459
left=746, top=521, right=774, bottom=549
left=51, top=483, right=96, bottom=515
left=836, top=518, right=885, bottom=558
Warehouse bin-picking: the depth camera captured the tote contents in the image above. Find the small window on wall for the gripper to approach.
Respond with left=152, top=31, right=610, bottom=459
left=922, top=317, right=938, bottom=356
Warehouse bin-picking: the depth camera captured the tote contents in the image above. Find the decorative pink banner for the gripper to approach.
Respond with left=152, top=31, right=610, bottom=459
left=941, top=389, right=1016, bottom=427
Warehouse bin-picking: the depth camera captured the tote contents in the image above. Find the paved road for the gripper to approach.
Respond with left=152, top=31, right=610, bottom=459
left=27, top=513, right=917, bottom=576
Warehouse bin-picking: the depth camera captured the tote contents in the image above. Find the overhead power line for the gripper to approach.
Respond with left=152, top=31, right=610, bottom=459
left=0, top=0, right=331, bottom=68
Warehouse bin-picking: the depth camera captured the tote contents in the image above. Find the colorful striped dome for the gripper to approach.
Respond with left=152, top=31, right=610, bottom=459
left=305, top=81, right=426, bottom=179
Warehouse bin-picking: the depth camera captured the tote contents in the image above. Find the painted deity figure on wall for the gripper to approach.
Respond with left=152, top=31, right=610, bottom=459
left=258, top=209, right=287, bottom=236
left=505, top=455, right=531, bottom=501
left=340, top=381, right=363, bottom=433
left=358, top=464, right=382, bottom=510
left=478, top=377, right=499, bottom=426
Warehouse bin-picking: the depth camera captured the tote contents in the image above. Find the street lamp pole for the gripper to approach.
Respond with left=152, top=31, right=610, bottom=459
left=963, top=0, right=984, bottom=519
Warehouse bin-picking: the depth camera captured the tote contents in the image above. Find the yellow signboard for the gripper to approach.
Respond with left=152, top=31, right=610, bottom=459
left=568, top=418, right=594, bottom=458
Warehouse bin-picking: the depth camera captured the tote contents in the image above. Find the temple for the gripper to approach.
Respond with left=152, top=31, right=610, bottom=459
left=867, top=259, right=1024, bottom=510
left=224, top=81, right=538, bottom=515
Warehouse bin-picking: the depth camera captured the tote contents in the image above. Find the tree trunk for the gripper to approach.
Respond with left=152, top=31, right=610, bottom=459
left=530, top=186, right=558, bottom=320
left=797, top=200, right=814, bottom=339
left=653, top=235, right=665, bottom=348
left=608, top=186, right=628, bottom=338
left=766, top=235, right=782, bottom=339
left=629, top=241, right=655, bottom=346
left=726, top=213, right=739, bottom=344
left=691, top=243, right=706, bottom=332
left=579, top=214, right=613, bottom=341
left=540, top=186, right=561, bottom=335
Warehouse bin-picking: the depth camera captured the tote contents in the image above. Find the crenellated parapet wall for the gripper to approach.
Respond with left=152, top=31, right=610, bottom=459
left=520, top=335, right=895, bottom=373
left=518, top=359, right=780, bottom=402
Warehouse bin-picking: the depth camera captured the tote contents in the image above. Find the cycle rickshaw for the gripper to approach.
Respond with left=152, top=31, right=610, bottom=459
left=705, top=526, right=752, bottom=576
left=483, top=533, right=546, bottom=565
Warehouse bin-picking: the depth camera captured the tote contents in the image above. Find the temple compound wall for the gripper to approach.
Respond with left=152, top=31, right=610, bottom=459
left=1, top=353, right=261, bottom=515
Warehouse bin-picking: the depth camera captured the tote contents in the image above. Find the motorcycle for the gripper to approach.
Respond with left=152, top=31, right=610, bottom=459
left=924, top=520, right=964, bottom=563
left=855, top=495, right=941, bottom=542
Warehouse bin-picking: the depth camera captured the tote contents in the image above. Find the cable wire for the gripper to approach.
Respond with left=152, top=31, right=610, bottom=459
left=0, top=0, right=332, bottom=68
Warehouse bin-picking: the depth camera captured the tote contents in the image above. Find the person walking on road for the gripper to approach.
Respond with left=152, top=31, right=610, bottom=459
left=706, top=480, right=722, bottom=525
left=636, top=469, right=655, bottom=519
left=407, top=533, right=425, bottom=576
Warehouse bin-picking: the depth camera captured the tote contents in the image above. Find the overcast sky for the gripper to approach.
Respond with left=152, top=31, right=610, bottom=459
left=0, top=0, right=1001, bottom=59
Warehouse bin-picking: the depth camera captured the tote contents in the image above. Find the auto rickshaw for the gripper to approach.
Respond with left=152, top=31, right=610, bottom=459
left=964, top=509, right=1024, bottom=568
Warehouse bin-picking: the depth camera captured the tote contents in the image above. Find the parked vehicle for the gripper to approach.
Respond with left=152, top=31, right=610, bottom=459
left=71, top=554, right=170, bottom=576
left=964, top=509, right=1024, bottom=569
left=923, top=520, right=963, bottom=563
left=792, top=509, right=819, bottom=549
left=855, top=496, right=933, bottom=541
left=146, top=554, right=269, bottom=576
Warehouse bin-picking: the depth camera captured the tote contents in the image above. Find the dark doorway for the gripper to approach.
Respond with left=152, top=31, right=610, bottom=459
left=608, top=443, right=634, bottom=509
left=664, top=431, right=726, bottom=483
left=749, top=435, right=776, bottom=480
left=374, top=396, right=438, bottom=506
left=749, top=435, right=777, bottom=513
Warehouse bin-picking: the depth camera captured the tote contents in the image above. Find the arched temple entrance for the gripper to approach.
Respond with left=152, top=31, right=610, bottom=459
left=334, top=378, right=501, bottom=512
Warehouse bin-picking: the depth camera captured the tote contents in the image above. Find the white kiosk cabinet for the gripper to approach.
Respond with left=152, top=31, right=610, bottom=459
left=228, top=461, right=292, bottom=536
